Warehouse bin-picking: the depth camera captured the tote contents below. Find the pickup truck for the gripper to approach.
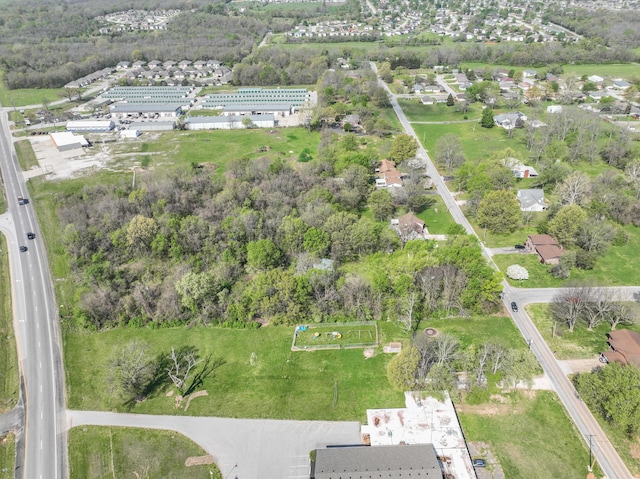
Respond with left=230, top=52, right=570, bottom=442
left=17, top=195, right=29, bottom=205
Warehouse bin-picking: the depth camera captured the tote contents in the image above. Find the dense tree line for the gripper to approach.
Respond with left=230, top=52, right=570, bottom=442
left=0, top=0, right=285, bottom=89
left=58, top=153, right=500, bottom=330
left=544, top=7, right=640, bottom=49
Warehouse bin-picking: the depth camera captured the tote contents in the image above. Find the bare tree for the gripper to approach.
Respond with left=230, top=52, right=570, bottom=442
left=473, top=342, right=491, bottom=385
left=582, top=287, right=615, bottom=330
left=489, top=342, right=508, bottom=374
left=550, top=287, right=589, bottom=332
left=108, top=340, right=156, bottom=402
left=397, top=290, right=422, bottom=333
left=435, top=134, right=465, bottom=171
left=555, top=171, right=592, bottom=206
left=167, top=347, right=202, bottom=395
left=606, top=302, right=637, bottom=330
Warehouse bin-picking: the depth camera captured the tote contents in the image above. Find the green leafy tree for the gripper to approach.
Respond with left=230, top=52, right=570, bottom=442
left=378, top=61, right=393, bottom=83
left=368, top=189, right=394, bottom=221
left=477, top=190, right=522, bottom=234
left=303, top=227, right=330, bottom=256
left=446, top=93, right=455, bottom=106
left=246, top=239, right=283, bottom=271
left=574, top=362, right=640, bottom=437
left=389, top=134, right=418, bottom=161
left=480, top=107, right=495, bottom=128
left=277, top=216, right=309, bottom=256
left=386, top=345, right=420, bottom=391
left=547, top=204, right=586, bottom=246
left=126, top=215, right=158, bottom=253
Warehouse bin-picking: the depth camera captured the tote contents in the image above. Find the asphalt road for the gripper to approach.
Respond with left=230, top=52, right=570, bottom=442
left=372, top=63, right=634, bottom=479
left=0, top=110, right=67, bottom=479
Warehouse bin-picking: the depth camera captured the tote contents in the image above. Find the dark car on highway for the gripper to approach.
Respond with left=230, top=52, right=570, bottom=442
left=19, top=246, right=28, bottom=252
left=27, top=232, right=35, bottom=240
left=511, top=302, right=518, bottom=312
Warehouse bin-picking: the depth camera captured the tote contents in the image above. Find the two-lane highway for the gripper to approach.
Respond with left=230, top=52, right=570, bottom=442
left=0, top=110, right=66, bottom=478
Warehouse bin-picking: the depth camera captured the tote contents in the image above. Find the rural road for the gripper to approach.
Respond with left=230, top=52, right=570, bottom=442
left=0, top=110, right=67, bottom=479
left=372, top=62, right=634, bottom=479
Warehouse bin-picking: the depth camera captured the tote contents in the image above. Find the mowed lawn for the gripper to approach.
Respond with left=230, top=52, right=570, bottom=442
left=64, top=322, right=407, bottom=421
left=525, top=303, right=640, bottom=360
left=413, top=122, right=530, bottom=164
left=0, top=434, right=14, bottom=479
left=0, top=236, right=19, bottom=412
left=459, top=391, right=600, bottom=479
left=0, top=80, right=63, bottom=108
left=493, top=224, right=640, bottom=287
left=69, top=427, right=220, bottom=479
left=398, top=99, right=482, bottom=122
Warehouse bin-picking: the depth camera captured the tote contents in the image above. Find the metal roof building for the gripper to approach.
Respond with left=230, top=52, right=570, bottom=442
left=202, top=88, right=312, bottom=109
left=311, top=444, right=443, bottom=479
left=66, top=120, right=115, bottom=132
left=109, top=103, right=183, bottom=118
left=186, top=114, right=275, bottom=130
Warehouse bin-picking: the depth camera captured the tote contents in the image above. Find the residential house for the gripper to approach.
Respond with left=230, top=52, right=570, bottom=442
left=376, top=159, right=403, bottom=188
left=502, top=157, right=538, bottom=178
left=588, top=91, right=610, bottom=101
left=523, top=69, right=537, bottom=79
left=525, top=234, right=563, bottom=264
left=494, top=112, right=526, bottom=129
left=421, top=95, right=436, bottom=105
left=517, top=189, right=546, bottom=212
left=588, top=75, right=604, bottom=84
left=311, top=444, right=444, bottom=479
left=116, top=61, right=130, bottom=70
left=397, top=212, right=427, bottom=239
left=613, top=80, right=631, bottom=90
left=600, top=329, right=640, bottom=367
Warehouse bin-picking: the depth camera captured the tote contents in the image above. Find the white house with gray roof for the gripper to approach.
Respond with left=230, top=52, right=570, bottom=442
left=517, top=189, right=547, bottom=212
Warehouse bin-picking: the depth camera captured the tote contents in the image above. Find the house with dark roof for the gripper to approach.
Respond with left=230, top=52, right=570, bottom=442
left=525, top=234, right=563, bottom=264
left=398, top=212, right=426, bottom=238
left=600, top=330, right=640, bottom=368
left=311, top=444, right=444, bottom=479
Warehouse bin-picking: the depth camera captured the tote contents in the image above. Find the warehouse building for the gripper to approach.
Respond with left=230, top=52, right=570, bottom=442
left=202, top=88, right=312, bottom=109
left=50, top=132, right=89, bottom=152
left=101, top=85, right=195, bottom=101
left=186, top=114, right=275, bottom=130
left=109, top=103, right=183, bottom=119
left=66, top=120, right=115, bottom=132
left=222, top=104, right=293, bottom=117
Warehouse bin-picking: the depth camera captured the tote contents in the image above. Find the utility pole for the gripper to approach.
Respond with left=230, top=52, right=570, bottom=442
left=586, top=434, right=594, bottom=472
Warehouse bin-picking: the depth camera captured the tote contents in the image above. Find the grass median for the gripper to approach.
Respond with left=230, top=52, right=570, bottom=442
left=0, top=236, right=19, bottom=412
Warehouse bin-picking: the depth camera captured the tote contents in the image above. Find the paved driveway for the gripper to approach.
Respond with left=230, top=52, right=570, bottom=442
left=67, top=410, right=361, bottom=479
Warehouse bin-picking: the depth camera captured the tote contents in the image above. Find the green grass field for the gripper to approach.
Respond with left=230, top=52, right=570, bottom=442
left=459, top=390, right=601, bottom=479
left=413, top=122, right=530, bottom=164
left=0, top=236, right=19, bottom=412
left=64, top=322, right=407, bottom=421
left=142, top=128, right=321, bottom=173
left=0, top=80, right=63, bottom=108
left=399, top=99, right=482, bottom=122
left=68, top=427, right=220, bottom=479
left=292, top=323, right=378, bottom=349
left=0, top=434, right=14, bottom=479
left=14, top=139, right=39, bottom=171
